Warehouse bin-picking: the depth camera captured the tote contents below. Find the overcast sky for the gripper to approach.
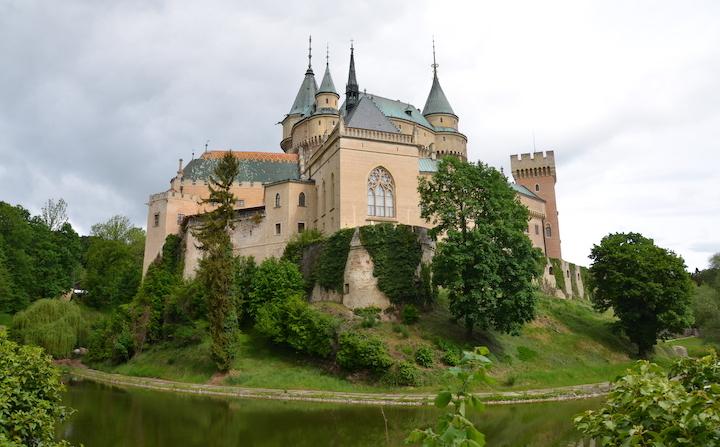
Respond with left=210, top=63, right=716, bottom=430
left=1, top=0, right=718, bottom=269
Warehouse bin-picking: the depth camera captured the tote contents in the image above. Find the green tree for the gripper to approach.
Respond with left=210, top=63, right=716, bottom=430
left=589, top=232, right=694, bottom=357
left=90, top=214, right=144, bottom=245
left=406, top=347, right=491, bottom=446
left=232, top=256, right=257, bottom=324
left=248, top=257, right=305, bottom=320
left=40, top=198, right=68, bottom=231
left=0, top=330, right=74, bottom=446
left=193, top=151, right=240, bottom=371
left=418, top=157, right=543, bottom=335
left=574, top=354, right=720, bottom=445
left=83, top=238, right=142, bottom=308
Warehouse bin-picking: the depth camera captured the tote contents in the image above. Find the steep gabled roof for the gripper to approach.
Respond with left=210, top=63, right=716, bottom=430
left=288, top=68, right=318, bottom=116
left=344, top=96, right=399, bottom=133
left=318, top=63, right=337, bottom=95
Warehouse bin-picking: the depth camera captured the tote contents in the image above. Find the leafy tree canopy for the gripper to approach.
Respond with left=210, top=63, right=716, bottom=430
left=40, top=198, right=68, bottom=231
left=589, top=232, right=694, bottom=357
left=91, top=214, right=145, bottom=245
left=419, top=157, right=543, bottom=335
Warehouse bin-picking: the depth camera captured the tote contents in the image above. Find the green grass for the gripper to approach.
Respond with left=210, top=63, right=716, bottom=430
left=661, top=336, right=719, bottom=358
left=92, top=293, right=699, bottom=393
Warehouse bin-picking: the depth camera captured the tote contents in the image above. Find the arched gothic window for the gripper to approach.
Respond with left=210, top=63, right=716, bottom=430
left=545, top=225, right=552, bottom=238
left=367, top=167, right=395, bottom=217
left=274, top=193, right=281, bottom=208
left=298, top=192, right=306, bottom=207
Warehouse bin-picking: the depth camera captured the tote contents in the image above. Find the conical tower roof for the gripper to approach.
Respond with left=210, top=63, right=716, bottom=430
left=288, top=37, right=318, bottom=116
left=317, top=47, right=338, bottom=95
left=422, top=72, right=455, bottom=116
left=422, top=41, right=455, bottom=117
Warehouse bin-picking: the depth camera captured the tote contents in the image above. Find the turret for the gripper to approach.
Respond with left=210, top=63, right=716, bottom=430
left=281, top=36, right=318, bottom=151
left=510, top=151, right=562, bottom=259
left=315, top=46, right=339, bottom=112
left=345, top=43, right=359, bottom=113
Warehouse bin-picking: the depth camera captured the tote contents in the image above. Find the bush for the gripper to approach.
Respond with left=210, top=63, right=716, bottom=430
left=575, top=354, right=720, bottom=445
left=255, top=295, right=338, bottom=358
left=384, top=361, right=421, bottom=386
left=10, top=299, right=89, bottom=358
left=336, top=332, right=393, bottom=372
left=0, top=330, right=74, bottom=446
left=392, top=323, right=410, bottom=338
left=402, top=304, right=420, bottom=324
left=86, top=306, right=134, bottom=364
left=248, top=258, right=305, bottom=320
left=354, top=306, right=381, bottom=328
left=282, top=229, right=324, bottom=265
left=415, top=345, right=434, bottom=367
left=436, top=339, right=462, bottom=366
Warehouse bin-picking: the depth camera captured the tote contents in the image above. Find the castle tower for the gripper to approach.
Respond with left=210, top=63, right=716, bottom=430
left=510, top=151, right=562, bottom=259
left=345, top=43, right=359, bottom=113
left=315, top=46, right=339, bottom=112
left=281, top=36, right=318, bottom=151
left=422, top=40, right=467, bottom=160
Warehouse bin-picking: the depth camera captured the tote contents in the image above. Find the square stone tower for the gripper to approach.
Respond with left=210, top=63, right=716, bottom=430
left=510, top=151, right=562, bottom=259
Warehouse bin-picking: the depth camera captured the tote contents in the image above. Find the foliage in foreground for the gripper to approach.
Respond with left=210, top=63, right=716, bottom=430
left=589, top=232, right=694, bottom=357
left=10, top=298, right=89, bottom=358
left=0, top=330, right=73, bottom=446
left=336, top=331, right=393, bottom=373
left=420, top=157, right=543, bottom=335
left=406, top=347, right=492, bottom=446
left=574, top=352, right=720, bottom=445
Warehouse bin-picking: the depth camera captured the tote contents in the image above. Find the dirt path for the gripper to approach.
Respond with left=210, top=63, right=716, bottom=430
left=64, top=366, right=610, bottom=407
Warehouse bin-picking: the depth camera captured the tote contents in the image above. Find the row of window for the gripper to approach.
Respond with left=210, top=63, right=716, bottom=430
left=275, top=222, right=305, bottom=235
left=526, top=223, right=553, bottom=238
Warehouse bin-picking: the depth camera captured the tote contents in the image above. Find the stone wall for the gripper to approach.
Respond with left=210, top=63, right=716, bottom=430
left=540, top=258, right=589, bottom=300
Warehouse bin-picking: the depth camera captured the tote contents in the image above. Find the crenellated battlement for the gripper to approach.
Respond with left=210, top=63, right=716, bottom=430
left=510, top=150, right=556, bottom=180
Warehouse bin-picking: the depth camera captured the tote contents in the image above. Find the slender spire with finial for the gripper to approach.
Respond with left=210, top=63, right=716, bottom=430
left=345, top=40, right=359, bottom=112
left=308, top=35, right=312, bottom=70
left=431, top=36, right=439, bottom=77
left=317, top=43, right=338, bottom=96
left=326, top=44, right=329, bottom=67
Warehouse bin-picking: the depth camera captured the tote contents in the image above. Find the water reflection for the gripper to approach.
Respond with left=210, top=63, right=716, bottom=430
left=60, top=380, right=601, bottom=446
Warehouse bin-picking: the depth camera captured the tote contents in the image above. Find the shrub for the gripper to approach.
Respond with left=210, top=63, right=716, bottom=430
left=282, top=229, right=324, bottom=265
left=86, top=306, right=134, bottom=364
left=415, top=345, right=434, bottom=367
left=248, top=258, right=304, bottom=320
left=442, top=350, right=461, bottom=366
left=0, top=330, right=74, bottom=446
left=436, top=339, right=462, bottom=366
left=402, top=304, right=420, bottom=324
left=392, top=323, right=410, bottom=338
left=384, top=361, right=421, bottom=386
left=354, top=306, right=381, bottom=328
left=255, top=295, right=338, bottom=358
left=10, top=299, right=89, bottom=358
left=575, top=354, right=720, bottom=445
left=336, top=332, right=393, bottom=372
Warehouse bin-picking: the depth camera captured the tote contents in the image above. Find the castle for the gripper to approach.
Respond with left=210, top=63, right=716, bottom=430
left=142, top=40, right=574, bottom=300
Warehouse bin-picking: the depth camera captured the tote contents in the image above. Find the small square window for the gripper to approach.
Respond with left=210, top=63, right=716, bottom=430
left=153, top=213, right=160, bottom=227
left=275, top=223, right=281, bottom=235
left=297, top=222, right=305, bottom=233
left=236, top=199, right=245, bottom=208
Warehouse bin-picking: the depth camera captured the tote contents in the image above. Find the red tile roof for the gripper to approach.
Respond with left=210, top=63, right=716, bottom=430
left=201, top=151, right=298, bottom=163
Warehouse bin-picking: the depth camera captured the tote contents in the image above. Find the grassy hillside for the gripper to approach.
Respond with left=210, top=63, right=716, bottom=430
left=90, top=294, right=695, bottom=393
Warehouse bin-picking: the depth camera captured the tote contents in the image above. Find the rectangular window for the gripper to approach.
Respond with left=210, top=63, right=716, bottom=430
left=275, top=223, right=281, bottom=235
left=176, top=213, right=184, bottom=225
left=236, top=199, right=245, bottom=208
left=153, top=213, right=160, bottom=227
left=534, top=224, right=539, bottom=235
left=297, top=222, right=305, bottom=233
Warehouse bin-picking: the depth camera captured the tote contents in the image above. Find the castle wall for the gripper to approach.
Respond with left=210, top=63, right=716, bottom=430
left=539, top=259, right=587, bottom=299
left=517, top=193, right=547, bottom=254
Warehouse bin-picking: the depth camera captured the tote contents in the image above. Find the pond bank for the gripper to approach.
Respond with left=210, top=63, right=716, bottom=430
left=64, top=365, right=610, bottom=406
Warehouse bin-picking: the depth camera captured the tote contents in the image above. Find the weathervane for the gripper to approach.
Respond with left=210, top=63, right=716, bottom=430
left=326, top=44, right=329, bottom=66
left=308, top=35, right=312, bottom=69
left=432, top=37, right=439, bottom=76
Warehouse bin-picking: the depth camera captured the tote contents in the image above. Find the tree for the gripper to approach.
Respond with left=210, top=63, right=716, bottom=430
left=0, top=330, right=74, bottom=446
left=40, top=198, right=68, bottom=231
left=193, top=151, right=240, bottom=371
left=83, top=238, right=142, bottom=308
left=574, top=354, right=720, bottom=445
left=589, top=232, right=694, bottom=357
left=418, top=157, right=543, bottom=335
left=248, top=257, right=305, bottom=320
left=91, top=215, right=144, bottom=245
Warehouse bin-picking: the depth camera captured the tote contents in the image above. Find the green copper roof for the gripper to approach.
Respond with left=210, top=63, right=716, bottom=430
left=317, top=64, right=337, bottom=95
left=183, top=157, right=299, bottom=184
left=288, top=68, right=318, bottom=116
left=422, top=73, right=455, bottom=116
left=354, top=93, right=434, bottom=130
left=418, top=158, right=438, bottom=172
left=511, top=183, right=544, bottom=201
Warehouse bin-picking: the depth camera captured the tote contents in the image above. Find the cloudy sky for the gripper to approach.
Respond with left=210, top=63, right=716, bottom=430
left=1, top=0, right=718, bottom=269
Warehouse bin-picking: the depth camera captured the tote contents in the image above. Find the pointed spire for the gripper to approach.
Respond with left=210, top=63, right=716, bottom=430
left=317, top=44, right=338, bottom=95
left=422, top=39, right=455, bottom=117
left=345, top=40, right=359, bottom=113
left=288, top=35, right=318, bottom=116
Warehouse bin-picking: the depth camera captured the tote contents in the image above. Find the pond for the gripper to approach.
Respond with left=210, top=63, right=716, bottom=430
left=59, top=380, right=602, bottom=446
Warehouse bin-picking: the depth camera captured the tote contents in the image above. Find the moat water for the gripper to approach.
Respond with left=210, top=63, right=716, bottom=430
left=59, top=380, right=602, bottom=446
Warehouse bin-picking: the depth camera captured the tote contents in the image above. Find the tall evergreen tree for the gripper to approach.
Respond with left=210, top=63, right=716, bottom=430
left=193, top=152, right=240, bottom=371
